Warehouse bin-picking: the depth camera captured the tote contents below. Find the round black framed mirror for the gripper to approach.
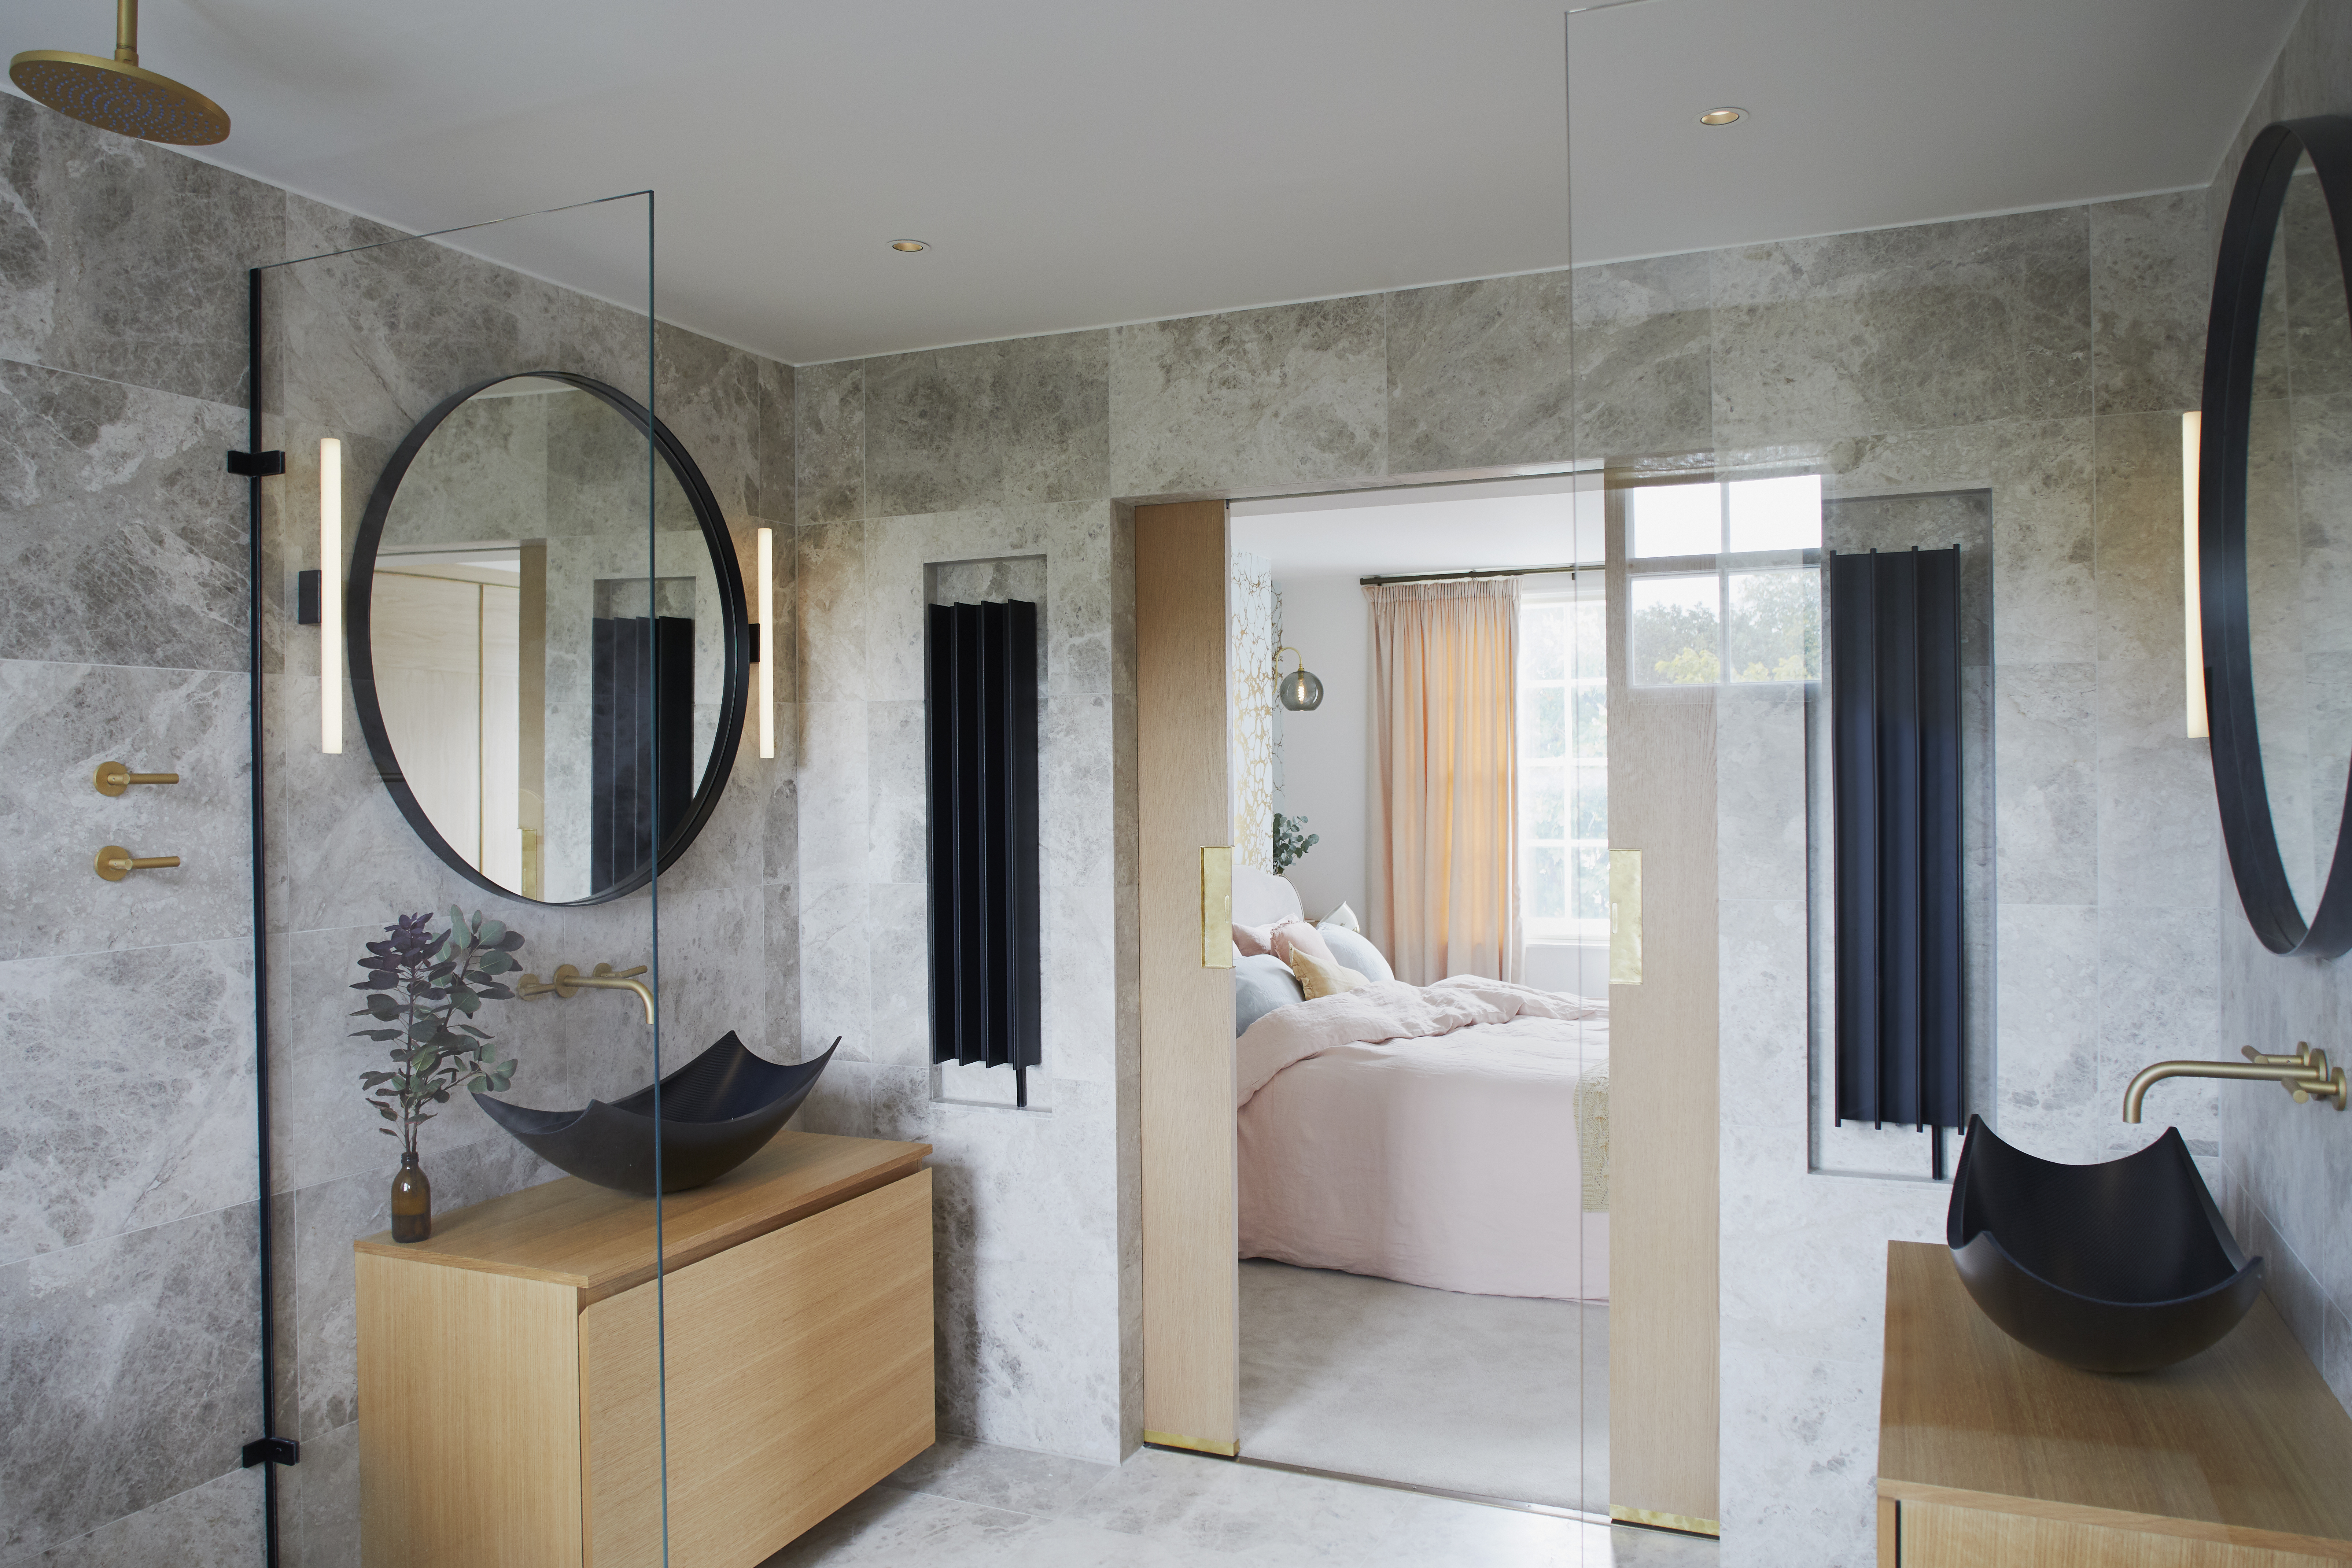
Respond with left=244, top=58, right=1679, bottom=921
left=350, top=371, right=749, bottom=906
left=2203, top=117, right=2352, bottom=956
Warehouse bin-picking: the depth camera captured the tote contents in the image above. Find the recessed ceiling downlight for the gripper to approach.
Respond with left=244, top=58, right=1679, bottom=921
left=1699, top=107, right=1745, bottom=127
left=890, top=239, right=928, bottom=252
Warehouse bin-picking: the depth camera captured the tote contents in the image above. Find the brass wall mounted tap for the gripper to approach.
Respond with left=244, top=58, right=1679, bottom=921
left=2123, top=1043, right=2348, bottom=1122
left=516, top=962, right=653, bottom=1026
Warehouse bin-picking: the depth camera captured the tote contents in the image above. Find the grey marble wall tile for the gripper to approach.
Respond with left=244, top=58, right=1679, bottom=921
left=759, top=357, right=795, bottom=529
left=765, top=881, right=804, bottom=1060
left=1046, top=503, right=1119, bottom=698
left=652, top=885, right=767, bottom=1061
left=2097, top=657, right=2222, bottom=911
left=1570, top=253, right=1713, bottom=463
left=281, top=1415, right=358, bottom=1568
left=653, top=322, right=763, bottom=523
left=2091, top=192, right=2210, bottom=416
left=796, top=360, right=866, bottom=525
left=865, top=883, right=931, bottom=1069
left=796, top=700, right=870, bottom=911
left=1386, top=272, right=1575, bottom=475
left=2275, top=0, right=2352, bottom=154
left=0, top=938, right=252, bottom=1269
left=0, top=1204, right=259, bottom=1558
left=869, top=700, right=927, bottom=887
left=1718, top=1354, right=1880, bottom=1568
left=0, top=661, right=249, bottom=963
left=800, top=882, right=872, bottom=1060
left=21, top=1466, right=262, bottom=1568
left=1044, top=881, right=1120, bottom=1086
left=1717, top=900, right=1807, bottom=1134
left=1042, top=695, right=1117, bottom=895
left=1995, top=664, right=2097, bottom=906
left=2097, top=905, right=2220, bottom=1146
left=867, top=333, right=1109, bottom=516
left=1109, top=298, right=1386, bottom=496
left=764, top=706, right=801, bottom=881
left=653, top=722, right=770, bottom=900
left=797, top=522, right=867, bottom=701
left=1717, top=688, right=1808, bottom=904
left=1994, top=904, right=2101, bottom=1165
left=0, top=96, right=283, bottom=407
left=0, top=361, right=248, bottom=672
left=2093, top=410, right=2189, bottom=667
left=1710, top=209, right=2092, bottom=449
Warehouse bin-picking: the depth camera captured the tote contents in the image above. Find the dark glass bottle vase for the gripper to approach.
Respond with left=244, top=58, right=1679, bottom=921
left=390, top=1152, right=432, bottom=1243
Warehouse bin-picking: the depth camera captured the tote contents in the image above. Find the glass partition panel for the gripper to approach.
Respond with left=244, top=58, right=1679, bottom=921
left=255, top=193, right=685, bottom=1561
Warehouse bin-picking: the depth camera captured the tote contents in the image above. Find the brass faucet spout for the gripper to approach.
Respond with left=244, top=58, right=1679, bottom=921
left=516, top=962, right=655, bottom=1027
left=2123, top=1043, right=2347, bottom=1121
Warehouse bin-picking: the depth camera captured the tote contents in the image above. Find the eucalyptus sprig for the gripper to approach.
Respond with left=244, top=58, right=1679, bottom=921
left=350, top=907, right=526, bottom=1159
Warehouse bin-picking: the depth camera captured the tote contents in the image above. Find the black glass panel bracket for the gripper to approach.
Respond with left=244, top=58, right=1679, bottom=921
left=2201, top=116, right=2352, bottom=957
left=925, top=600, right=1043, bottom=1106
left=1831, top=547, right=1965, bottom=1155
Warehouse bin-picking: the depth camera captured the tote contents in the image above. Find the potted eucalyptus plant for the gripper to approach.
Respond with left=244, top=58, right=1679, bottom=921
left=350, top=907, right=526, bottom=1241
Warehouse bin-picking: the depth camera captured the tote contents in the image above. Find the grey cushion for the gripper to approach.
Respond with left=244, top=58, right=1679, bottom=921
left=1317, top=923, right=1395, bottom=985
left=1236, top=952, right=1305, bottom=1036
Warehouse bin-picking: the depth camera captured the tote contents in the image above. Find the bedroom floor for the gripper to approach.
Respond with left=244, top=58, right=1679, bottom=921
left=762, top=1436, right=1713, bottom=1567
left=1238, top=1258, right=1607, bottom=1510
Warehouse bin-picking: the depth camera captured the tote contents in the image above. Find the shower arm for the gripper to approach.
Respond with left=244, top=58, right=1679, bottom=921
left=115, top=0, right=137, bottom=65
left=2122, top=1043, right=2347, bottom=1122
left=517, top=962, right=654, bottom=1027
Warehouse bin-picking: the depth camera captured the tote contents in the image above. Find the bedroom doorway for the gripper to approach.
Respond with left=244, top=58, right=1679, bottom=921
left=1139, top=477, right=1623, bottom=1516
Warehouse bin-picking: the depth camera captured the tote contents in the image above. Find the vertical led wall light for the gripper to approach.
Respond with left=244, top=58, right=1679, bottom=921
left=320, top=437, right=343, bottom=754
left=756, top=526, right=774, bottom=759
left=2184, top=411, right=2207, bottom=740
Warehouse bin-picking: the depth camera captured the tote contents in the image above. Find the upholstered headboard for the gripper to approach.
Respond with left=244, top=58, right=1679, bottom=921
left=1233, top=864, right=1304, bottom=927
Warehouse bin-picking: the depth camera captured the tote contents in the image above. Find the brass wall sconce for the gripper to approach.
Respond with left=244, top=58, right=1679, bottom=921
left=517, top=962, right=654, bottom=1026
left=2123, top=1042, right=2348, bottom=1121
left=1273, top=645, right=1323, bottom=712
left=93, top=761, right=178, bottom=796
left=94, top=845, right=180, bottom=881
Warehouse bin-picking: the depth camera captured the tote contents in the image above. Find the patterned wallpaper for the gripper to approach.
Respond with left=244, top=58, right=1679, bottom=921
left=1229, top=550, right=1274, bottom=872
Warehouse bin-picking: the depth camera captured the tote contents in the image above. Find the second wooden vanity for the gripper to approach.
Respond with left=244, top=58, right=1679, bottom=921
left=355, top=1130, right=934, bottom=1567
left=1878, top=1239, right=2352, bottom=1565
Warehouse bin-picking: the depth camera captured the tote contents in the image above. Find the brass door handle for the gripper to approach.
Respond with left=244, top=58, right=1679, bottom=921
left=94, top=761, right=179, bottom=796
left=1202, top=846, right=1233, bottom=969
left=95, top=845, right=180, bottom=881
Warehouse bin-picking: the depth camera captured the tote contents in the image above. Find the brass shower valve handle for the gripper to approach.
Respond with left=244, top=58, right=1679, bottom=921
left=93, top=844, right=180, bottom=881
left=93, top=761, right=179, bottom=796
left=2122, top=1042, right=2349, bottom=1121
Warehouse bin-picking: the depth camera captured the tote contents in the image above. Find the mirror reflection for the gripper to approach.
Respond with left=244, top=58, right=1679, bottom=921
left=2246, top=155, right=2352, bottom=916
left=361, top=374, right=741, bottom=904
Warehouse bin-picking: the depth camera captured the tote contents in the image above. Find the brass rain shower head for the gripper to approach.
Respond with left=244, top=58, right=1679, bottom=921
left=10, top=0, right=229, bottom=146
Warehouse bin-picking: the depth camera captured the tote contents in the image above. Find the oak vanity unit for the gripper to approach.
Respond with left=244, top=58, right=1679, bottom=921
left=355, top=1131, right=934, bottom=1567
left=1878, top=1240, right=2352, bottom=1566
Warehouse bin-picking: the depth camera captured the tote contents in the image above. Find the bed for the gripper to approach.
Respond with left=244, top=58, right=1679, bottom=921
left=1232, top=868, right=1609, bottom=1303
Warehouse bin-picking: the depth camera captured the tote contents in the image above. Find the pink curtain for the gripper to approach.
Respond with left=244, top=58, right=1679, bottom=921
left=1365, top=578, right=1521, bottom=985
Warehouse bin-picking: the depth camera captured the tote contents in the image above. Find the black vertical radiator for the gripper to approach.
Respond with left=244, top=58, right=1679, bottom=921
left=925, top=600, right=1043, bottom=1104
left=591, top=613, right=694, bottom=887
left=1830, top=547, right=1965, bottom=1168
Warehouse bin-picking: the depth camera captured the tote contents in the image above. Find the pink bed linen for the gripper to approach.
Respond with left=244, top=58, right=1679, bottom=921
left=1237, top=978, right=1608, bottom=1302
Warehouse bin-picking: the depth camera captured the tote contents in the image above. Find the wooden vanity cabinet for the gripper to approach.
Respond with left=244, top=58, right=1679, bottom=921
left=355, top=1131, right=935, bottom=1567
left=1878, top=1240, right=2352, bottom=1567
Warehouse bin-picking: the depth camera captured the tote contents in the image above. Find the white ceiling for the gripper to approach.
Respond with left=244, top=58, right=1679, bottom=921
left=1233, top=475, right=1599, bottom=579
left=3, top=0, right=2298, bottom=363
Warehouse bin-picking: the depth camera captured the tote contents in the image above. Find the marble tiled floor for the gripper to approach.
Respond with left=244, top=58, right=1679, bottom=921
left=761, top=1436, right=1718, bottom=1567
left=1240, top=1257, right=1607, bottom=1508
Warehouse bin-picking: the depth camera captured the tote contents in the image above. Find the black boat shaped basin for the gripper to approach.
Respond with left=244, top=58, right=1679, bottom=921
left=1947, top=1115, right=2264, bottom=1373
left=473, top=1032, right=836, bottom=1196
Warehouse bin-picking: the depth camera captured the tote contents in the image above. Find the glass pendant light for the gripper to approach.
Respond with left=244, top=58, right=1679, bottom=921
left=1273, top=646, right=1323, bottom=712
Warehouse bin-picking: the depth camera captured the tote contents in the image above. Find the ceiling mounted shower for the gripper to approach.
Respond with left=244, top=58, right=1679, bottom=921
left=10, top=0, right=229, bottom=146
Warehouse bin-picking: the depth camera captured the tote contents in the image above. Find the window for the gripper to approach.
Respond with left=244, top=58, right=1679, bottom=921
left=1520, top=579, right=1607, bottom=943
left=1628, top=474, right=1822, bottom=686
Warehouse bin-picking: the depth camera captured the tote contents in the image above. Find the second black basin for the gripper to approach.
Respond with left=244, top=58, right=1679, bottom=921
left=1947, top=1114, right=2264, bottom=1373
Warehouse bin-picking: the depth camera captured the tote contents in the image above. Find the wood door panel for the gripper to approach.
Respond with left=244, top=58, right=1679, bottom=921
left=1899, top=1501, right=2346, bottom=1568
left=1136, top=500, right=1239, bottom=1454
